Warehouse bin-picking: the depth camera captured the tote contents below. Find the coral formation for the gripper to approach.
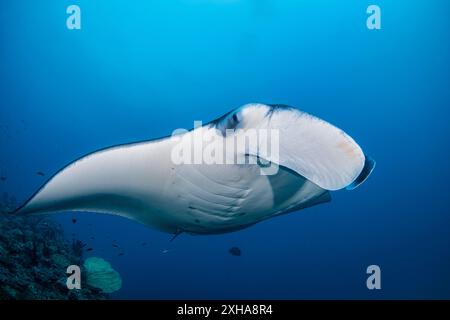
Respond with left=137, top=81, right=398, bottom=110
left=84, top=257, right=122, bottom=293
left=0, top=192, right=108, bottom=300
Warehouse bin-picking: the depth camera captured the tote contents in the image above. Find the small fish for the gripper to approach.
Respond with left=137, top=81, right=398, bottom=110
left=90, top=236, right=95, bottom=240
left=86, top=248, right=93, bottom=251
left=0, top=176, right=6, bottom=181
left=228, top=246, right=241, bottom=256
left=162, top=249, right=170, bottom=254
left=141, top=242, right=148, bottom=246
left=112, top=244, right=119, bottom=248
left=118, top=253, right=124, bottom=256
left=36, top=171, right=45, bottom=176
left=72, top=218, right=77, bottom=224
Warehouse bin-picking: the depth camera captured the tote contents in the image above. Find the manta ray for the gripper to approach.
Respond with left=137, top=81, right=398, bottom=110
left=12, top=103, right=375, bottom=235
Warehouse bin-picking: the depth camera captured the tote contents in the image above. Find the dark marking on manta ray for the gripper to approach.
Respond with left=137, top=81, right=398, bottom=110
left=36, top=171, right=45, bottom=176
left=229, top=247, right=241, bottom=256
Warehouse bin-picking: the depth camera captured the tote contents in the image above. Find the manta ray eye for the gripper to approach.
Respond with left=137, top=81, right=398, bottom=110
left=214, top=110, right=242, bottom=136
left=226, top=112, right=241, bottom=131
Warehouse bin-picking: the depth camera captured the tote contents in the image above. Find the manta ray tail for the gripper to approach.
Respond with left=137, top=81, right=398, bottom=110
left=170, top=229, right=184, bottom=242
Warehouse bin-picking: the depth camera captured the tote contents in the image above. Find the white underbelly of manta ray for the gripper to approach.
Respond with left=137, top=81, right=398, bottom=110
left=13, top=103, right=375, bottom=235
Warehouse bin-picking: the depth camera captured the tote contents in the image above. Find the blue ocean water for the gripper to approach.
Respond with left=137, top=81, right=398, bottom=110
left=0, top=0, right=449, bottom=299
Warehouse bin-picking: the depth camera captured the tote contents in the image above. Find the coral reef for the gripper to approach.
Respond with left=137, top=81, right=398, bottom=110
left=0, top=192, right=108, bottom=300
